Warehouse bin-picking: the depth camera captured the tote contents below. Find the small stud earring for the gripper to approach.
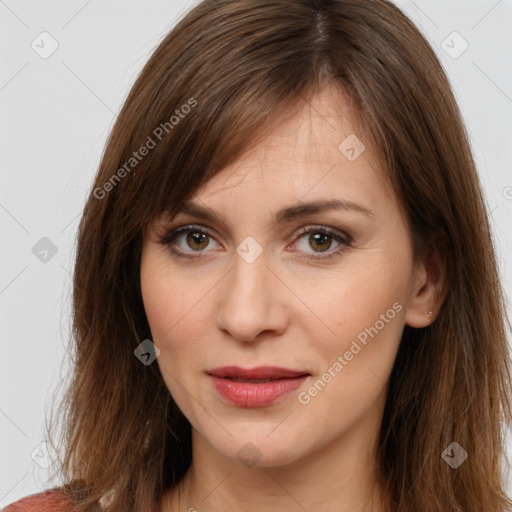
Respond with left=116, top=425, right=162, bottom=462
left=428, top=311, right=433, bottom=317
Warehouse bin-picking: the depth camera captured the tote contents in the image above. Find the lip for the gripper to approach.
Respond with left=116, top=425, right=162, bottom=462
left=207, top=365, right=308, bottom=380
left=206, top=366, right=310, bottom=407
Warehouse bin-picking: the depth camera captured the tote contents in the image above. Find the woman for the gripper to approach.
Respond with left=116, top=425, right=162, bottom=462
left=5, top=0, right=512, bottom=510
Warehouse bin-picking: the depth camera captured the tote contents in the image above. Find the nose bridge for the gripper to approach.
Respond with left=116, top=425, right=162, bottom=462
left=228, top=246, right=271, bottom=311
left=216, top=245, right=284, bottom=342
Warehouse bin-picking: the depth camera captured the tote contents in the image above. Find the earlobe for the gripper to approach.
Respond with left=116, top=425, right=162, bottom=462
left=404, top=249, right=448, bottom=328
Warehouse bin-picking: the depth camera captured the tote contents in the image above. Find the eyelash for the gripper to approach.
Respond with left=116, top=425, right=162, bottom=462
left=156, top=224, right=352, bottom=261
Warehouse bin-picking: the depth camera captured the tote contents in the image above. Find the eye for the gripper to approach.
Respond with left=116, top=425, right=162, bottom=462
left=291, top=225, right=351, bottom=260
left=157, top=224, right=220, bottom=258
left=156, top=224, right=351, bottom=260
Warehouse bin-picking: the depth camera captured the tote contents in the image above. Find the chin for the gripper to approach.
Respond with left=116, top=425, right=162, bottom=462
left=203, top=428, right=309, bottom=469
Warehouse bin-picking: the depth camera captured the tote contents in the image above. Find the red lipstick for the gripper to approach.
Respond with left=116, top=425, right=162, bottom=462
left=207, top=366, right=309, bottom=407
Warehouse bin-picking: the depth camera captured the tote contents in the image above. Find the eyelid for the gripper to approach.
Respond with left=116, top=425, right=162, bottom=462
left=157, top=222, right=352, bottom=260
left=288, top=225, right=351, bottom=261
left=156, top=223, right=220, bottom=248
left=293, top=224, right=351, bottom=244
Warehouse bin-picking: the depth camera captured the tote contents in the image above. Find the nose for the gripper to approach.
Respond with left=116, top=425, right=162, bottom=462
left=215, top=249, right=289, bottom=343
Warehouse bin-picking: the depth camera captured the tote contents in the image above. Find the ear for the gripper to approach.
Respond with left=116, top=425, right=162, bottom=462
left=404, top=247, right=449, bottom=328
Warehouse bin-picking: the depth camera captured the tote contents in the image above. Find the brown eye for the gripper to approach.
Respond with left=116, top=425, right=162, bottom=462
left=157, top=225, right=220, bottom=258
left=185, top=231, right=210, bottom=251
left=307, top=232, right=333, bottom=253
left=292, top=226, right=351, bottom=261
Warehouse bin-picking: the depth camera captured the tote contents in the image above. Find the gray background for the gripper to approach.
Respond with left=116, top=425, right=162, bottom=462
left=1, top=0, right=511, bottom=506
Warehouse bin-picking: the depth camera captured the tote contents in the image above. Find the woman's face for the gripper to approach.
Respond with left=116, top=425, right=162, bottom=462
left=140, top=86, right=430, bottom=469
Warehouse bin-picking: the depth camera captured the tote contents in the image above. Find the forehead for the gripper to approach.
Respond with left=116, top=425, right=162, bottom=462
left=193, top=86, right=391, bottom=209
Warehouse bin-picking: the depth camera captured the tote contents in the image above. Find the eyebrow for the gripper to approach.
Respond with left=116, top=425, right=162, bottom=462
left=171, top=198, right=374, bottom=226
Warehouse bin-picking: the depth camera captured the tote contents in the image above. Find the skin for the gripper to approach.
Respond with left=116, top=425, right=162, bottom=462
left=140, top=84, right=446, bottom=512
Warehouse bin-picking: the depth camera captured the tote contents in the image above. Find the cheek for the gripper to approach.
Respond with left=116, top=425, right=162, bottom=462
left=140, top=255, right=200, bottom=408
left=140, top=269, right=177, bottom=341
left=291, top=251, right=410, bottom=394
left=294, top=274, right=406, bottom=437
left=140, top=251, right=207, bottom=341
left=140, top=250, right=216, bottom=394
left=297, top=263, right=407, bottom=345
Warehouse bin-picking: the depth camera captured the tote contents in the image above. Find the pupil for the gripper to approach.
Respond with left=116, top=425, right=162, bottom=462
left=311, top=233, right=331, bottom=252
left=188, top=232, right=208, bottom=250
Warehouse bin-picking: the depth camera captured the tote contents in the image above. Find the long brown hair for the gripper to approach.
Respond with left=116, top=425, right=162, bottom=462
left=45, top=0, right=512, bottom=510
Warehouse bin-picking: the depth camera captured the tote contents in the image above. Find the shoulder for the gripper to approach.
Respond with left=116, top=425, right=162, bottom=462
left=2, top=488, right=75, bottom=511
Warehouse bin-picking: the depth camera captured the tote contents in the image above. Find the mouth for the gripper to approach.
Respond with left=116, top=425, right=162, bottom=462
left=206, top=366, right=310, bottom=407
left=207, top=365, right=309, bottom=380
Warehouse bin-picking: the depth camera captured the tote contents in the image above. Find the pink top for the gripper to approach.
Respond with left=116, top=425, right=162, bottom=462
left=3, top=489, right=153, bottom=511
left=3, top=489, right=75, bottom=511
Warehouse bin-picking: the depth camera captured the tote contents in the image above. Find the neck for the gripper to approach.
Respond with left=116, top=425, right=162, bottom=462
left=163, top=403, right=388, bottom=512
